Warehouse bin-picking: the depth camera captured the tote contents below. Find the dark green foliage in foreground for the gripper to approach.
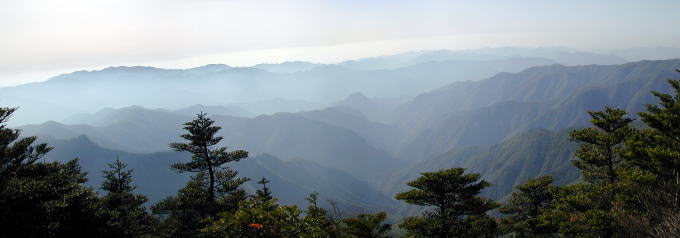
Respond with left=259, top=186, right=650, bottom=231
left=499, top=176, right=556, bottom=237
left=0, top=107, right=52, bottom=181
left=570, top=107, right=634, bottom=186
left=1, top=159, right=108, bottom=237
left=342, top=211, right=392, bottom=238
left=169, top=112, right=249, bottom=205
left=100, top=158, right=157, bottom=238
left=0, top=107, right=107, bottom=237
left=256, top=177, right=274, bottom=202
left=395, top=168, right=499, bottom=238
left=153, top=112, right=250, bottom=236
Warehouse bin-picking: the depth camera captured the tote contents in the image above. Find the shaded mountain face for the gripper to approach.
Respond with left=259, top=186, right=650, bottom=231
left=386, top=129, right=579, bottom=200
left=42, top=136, right=396, bottom=213
left=384, top=129, right=579, bottom=216
left=393, top=59, right=680, bottom=161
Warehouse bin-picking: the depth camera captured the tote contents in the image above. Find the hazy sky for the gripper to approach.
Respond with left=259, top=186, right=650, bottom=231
left=1, top=0, right=679, bottom=86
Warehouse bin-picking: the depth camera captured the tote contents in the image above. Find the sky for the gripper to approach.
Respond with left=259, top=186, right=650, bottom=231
left=1, top=0, right=679, bottom=87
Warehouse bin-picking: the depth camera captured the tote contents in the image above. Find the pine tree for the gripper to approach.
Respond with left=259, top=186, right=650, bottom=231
left=154, top=112, right=250, bottom=236
left=302, top=192, right=340, bottom=238
left=0, top=107, right=111, bottom=236
left=569, top=106, right=634, bottom=186
left=169, top=112, right=249, bottom=206
left=560, top=107, right=634, bottom=238
left=634, top=75, right=680, bottom=193
left=101, top=156, right=134, bottom=194
left=256, top=177, right=273, bottom=201
left=100, top=157, right=157, bottom=238
left=342, top=211, right=391, bottom=238
left=395, top=168, right=499, bottom=238
left=499, top=176, right=556, bottom=237
left=623, top=73, right=680, bottom=236
left=0, top=107, right=52, bottom=182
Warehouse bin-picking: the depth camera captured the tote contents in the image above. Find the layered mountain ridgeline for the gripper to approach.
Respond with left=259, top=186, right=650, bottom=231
left=17, top=59, right=680, bottom=207
left=394, top=59, right=680, bottom=161
left=42, top=135, right=397, bottom=214
left=1, top=47, right=632, bottom=126
left=21, top=105, right=405, bottom=182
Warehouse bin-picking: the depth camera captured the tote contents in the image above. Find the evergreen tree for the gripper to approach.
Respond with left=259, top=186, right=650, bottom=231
left=154, top=112, right=250, bottom=236
left=569, top=106, right=634, bottom=186
left=100, top=157, right=157, bottom=238
left=302, top=192, right=341, bottom=238
left=549, top=107, right=634, bottom=238
left=623, top=73, right=680, bottom=236
left=499, top=176, right=556, bottom=237
left=0, top=107, right=52, bottom=182
left=1, top=159, right=109, bottom=237
left=169, top=112, right=249, bottom=206
left=0, top=107, right=110, bottom=237
left=342, top=211, right=391, bottom=238
left=202, top=196, right=306, bottom=238
left=395, top=168, right=499, bottom=238
left=632, top=75, right=680, bottom=194
left=256, top=177, right=274, bottom=202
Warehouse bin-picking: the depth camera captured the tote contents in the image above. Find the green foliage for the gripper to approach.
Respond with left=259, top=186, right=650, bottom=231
left=541, top=183, right=619, bottom=237
left=0, top=159, right=109, bottom=237
left=202, top=197, right=306, bottom=238
left=256, top=177, right=274, bottom=202
left=499, top=176, right=556, bottom=237
left=395, top=168, right=498, bottom=238
left=569, top=107, right=634, bottom=185
left=203, top=192, right=345, bottom=238
left=342, top=211, right=391, bottom=238
left=100, top=158, right=157, bottom=238
left=630, top=76, right=680, bottom=185
left=101, top=156, right=134, bottom=194
left=169, top=112, right=249, bottom=204
left=621, top=73, right=680, bottom=236
left=0, top=107, right=52, bottom=181
left=302, top=192, right=341, bottom=238
left=0, top=107, right=110, bottom=237
left=153, top=171, right=249, bottom=237
left=154, top=112, right=250, bottom=236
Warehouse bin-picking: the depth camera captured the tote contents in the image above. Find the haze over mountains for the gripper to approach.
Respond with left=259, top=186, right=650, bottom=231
left=2, top=46, right=657, bottom=126
left=4, top=46, right=680, bottom=216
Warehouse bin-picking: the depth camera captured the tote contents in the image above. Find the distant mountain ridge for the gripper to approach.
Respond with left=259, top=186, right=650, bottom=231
left=393, top=59, right=680, bottom=161
left=2, top=47, right=632, bottom=126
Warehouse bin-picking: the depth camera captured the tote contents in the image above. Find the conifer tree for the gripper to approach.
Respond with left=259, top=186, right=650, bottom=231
left=342, top=211, right=391, bottom=238
left=569, top=106, right=634, bottom=186
left=100, top=157, right=157, bottom=238
left=169, top=112, right=249, bottom=206
left=0, top=107, right=112, bottom=236
left=303, top=192, right=341, bottom=238
left=0, top=107, right=52, bottom=182
left=499, top=176, right=556, bottom=237
left=395, top=168, right=498, bottom=238
left=154, top=112, right=250, bottom=236
left=256, top=177, right=274, bottom=202
left=623, top=73, right=680, bottom=236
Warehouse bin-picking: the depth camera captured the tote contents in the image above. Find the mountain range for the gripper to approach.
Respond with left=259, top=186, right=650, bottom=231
left=5, top=47, right=680, bottom=215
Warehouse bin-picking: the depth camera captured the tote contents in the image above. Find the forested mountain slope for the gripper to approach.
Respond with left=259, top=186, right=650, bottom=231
left=395, top=60, right=680, bottom=161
